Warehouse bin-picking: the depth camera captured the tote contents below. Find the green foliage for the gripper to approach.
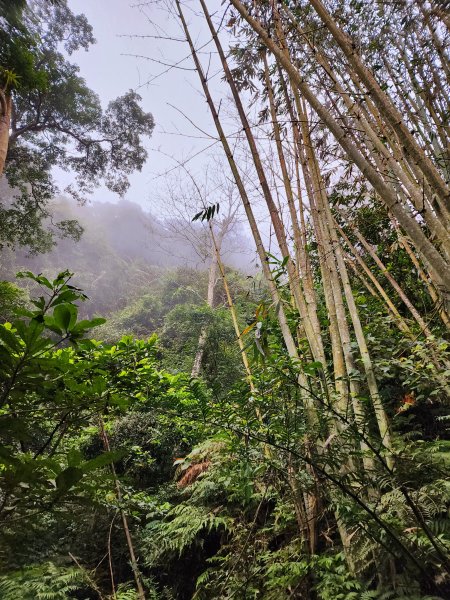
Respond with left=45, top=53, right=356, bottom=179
left=0, top=0, right=154, bottom=252
left=192, top=203, right=220, bottom=222
left=0, top=265, right=449, bottom=599
left=2, top=0, right=450, bottom=597
left=144, top=504, right=233, bottom=561
left=0, top=562, right=88, bottom=600
left=0, top=270, right=120, bottom=517
left=99, top=294, right=166, bottom=341
left=0, top=280, right=26, bottom=321
left=0, top=10, right=48, bottom=94
left=162, top=302, right=243, bottom=391
left=95, top=266, right=258, bottom=396
left=0, top=270, right=215, bottom=596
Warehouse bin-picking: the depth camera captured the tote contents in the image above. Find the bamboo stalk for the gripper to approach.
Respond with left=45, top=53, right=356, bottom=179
left=263, top=53, right=326, bottom=364
left=335, top=222, right=413, bottom=336
left=278, top=6, right=450, bottom=254
left=200, top=0, right=326, bottom=368
left=174, top=0, right=298, bottom=363
left=352, top=228, right=434, bottom=337
left=283, top=0, right=450, bottom=217
left=227, top=0, right=450, bottom=295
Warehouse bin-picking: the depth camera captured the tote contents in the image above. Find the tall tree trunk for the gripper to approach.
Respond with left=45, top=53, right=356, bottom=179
left=174, top=1, right=295, bottom=354
left=323, top=202, right=393, bottom=458
left=0, top=92, right=11, bottom=177
left=285, top=15, right=450, bottom=256
left=200, top=0, right=327, bottom=369
left=185, top=2, right=326, bottom=554
left=191, top=239, right=219, bottom=378
left=263, top=54, right=325, bottom=362
left=174, top=0, right=298, bottom=364
left=277, top=5, right=450, bottom=248
left=295, top=95, right=384, bottom=462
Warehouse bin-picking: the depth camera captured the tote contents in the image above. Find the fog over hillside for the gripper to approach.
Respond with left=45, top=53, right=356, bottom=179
left=0, top=197, right=255, bottom=316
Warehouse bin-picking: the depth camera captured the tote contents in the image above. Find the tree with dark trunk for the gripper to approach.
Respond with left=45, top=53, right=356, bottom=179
left=0, top=0, right=154, bottom=252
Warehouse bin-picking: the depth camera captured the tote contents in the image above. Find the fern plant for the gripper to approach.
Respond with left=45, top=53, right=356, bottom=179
left=142, top=503, right=234, bottom=563
left=0, top=562, right=88, bottom=600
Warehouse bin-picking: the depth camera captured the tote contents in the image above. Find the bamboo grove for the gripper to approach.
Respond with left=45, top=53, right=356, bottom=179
left=170, top=0, right=450, bottom=594
left=1, top=1, right=450, bottom=598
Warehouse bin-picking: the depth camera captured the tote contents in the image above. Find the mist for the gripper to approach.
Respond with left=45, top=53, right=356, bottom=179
left=0, top=196, right=256, bottom=317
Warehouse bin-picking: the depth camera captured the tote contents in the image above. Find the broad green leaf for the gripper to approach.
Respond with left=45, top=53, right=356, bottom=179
left=13, top=319, right=45, bottom=348
left=50, top=290, right=82, bottom=306
left=0, top=325, right=21, bottom=351
left=53, top=303, right=78, bottom=332
left=71, top=317, right=106, bottom=334
left=52, top=270, right=73, bottom=286
left=82, top=450, right=125, bottom=473
left=55, top=466, right=83, bottom=492
left=43, top=316, right=63, bottom=335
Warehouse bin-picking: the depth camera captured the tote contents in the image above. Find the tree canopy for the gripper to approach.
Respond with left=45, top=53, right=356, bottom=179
left=0, top=0, right=154, bottom=252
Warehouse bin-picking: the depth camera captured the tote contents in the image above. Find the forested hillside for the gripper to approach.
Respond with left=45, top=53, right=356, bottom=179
left=0, top=1, right=449, bottom=599
left=0, top=197, right=254, bottom=316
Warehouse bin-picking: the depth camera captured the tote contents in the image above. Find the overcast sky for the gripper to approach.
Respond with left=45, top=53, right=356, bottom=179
left=62, top=1, right=272, bottom=267
left=66, top=0, right=227, bottom=213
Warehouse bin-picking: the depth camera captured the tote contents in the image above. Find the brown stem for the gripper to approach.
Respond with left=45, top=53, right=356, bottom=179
left=98, top=418, right=146, bottom=600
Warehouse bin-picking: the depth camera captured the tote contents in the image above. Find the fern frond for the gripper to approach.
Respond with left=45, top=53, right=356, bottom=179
left=0, top=562, right=88, bottom=600
left=143, top=504, right=233, bottom=563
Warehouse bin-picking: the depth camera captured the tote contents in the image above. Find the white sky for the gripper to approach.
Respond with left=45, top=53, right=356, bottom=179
left=62, top=1, right=278, bottom=266
left=66, top=0, right=227, bottom=214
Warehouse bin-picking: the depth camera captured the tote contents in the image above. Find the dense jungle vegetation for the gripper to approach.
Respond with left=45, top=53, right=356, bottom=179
left=0, top=0, right=449, bottom=598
